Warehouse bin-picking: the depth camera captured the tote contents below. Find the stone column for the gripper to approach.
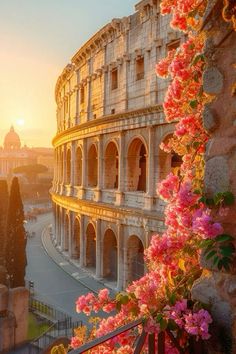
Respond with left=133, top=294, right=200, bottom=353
left=95, top=219, right=102, bottom=279
left=79, top=215, right=85, bottom=267
left=117, top=222, right=124, bottom=291
left=116, top=131, right=125, bottom=205
left=69, top=211, right=74, bottom=257
left=70, top=141, right=76, bottom=196
left=81, top=139, right=87, bottom=199
left=95, top=135, right=103, bottom=202
left=145, top=126, right=155, bottom=210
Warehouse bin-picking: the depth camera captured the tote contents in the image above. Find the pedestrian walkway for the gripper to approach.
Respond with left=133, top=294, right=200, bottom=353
left=41, top=226, right=117, bottom=298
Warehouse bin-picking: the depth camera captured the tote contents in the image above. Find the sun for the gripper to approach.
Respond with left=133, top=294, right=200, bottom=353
left=16, top=118, right=25, bottom=127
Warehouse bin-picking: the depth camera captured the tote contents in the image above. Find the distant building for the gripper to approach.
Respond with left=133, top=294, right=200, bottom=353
left=52, top=0, right=183, bottom=290
left=0, top=126, right=54, bottom=181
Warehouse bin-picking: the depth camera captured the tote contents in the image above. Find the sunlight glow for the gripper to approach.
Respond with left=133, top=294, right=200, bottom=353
left=16, top=118, right=25, bottom=127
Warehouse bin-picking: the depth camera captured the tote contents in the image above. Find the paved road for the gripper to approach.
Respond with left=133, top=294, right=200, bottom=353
left=26, top=213, right=92, bottom=324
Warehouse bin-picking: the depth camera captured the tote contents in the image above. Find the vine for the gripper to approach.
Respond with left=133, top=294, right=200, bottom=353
left=52, top=1, right=235, bottom=353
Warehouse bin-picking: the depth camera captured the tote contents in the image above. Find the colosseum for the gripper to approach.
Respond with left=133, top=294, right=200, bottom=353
left=51, top=0, right=183, bottom=290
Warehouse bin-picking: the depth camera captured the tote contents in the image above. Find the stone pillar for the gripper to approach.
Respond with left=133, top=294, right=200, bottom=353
left=81, top=139, right=87, bottom=199
left=116, top=131, right=125, bottom=205
left=69, top=211, right=74, bottom=257
left=117, top=223, right=124, bottom=291
left=74, top=85, right=79, bottom=125
left=95, top=135, right=103, bottom=202
left=95, top=219, right=102, bottom=279
left=71, top=141, right=76, bottom=194
left=145, top=126, right=155, bottom=210
left=8, top=287, right=29, bottom=348
left=79, top=215, right=85, bottom=267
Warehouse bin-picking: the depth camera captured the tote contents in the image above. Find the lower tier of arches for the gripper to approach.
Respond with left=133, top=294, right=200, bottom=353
left=52, top=203, right=162, bottom=290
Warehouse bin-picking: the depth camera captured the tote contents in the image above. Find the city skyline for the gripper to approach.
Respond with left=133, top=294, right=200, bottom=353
left=0, top=0, right=137, bottom=147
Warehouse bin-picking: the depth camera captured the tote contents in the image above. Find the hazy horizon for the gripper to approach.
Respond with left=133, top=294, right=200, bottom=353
left=0, top=0, right=137, bottom=147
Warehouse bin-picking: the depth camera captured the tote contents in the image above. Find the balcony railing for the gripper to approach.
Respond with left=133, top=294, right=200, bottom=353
left=68, top=317, right=204, bottom=354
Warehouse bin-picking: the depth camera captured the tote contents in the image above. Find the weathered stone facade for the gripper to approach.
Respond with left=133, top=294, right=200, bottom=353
left=192, top=1, right=236, bottom=353
left=52, top=0, right=183, bottom=290
left=0, top=285, right=29, bottom=352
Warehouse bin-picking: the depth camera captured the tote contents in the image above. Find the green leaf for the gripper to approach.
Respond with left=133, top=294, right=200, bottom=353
left=221, top=257, right=231, bottom=271
left=199, top=239, right=214, bottom=248
left=168, top=319, right=178, bottom=331
left=205, top=249, right=217, bottom=260
left=206, top=198, right=215, bottom=206
left=194, top=189, right=202, bottom=195
left=189, top=100, right=198, bottom=109
left=193, top=141, right=200, bottom=149
left=216, top=234, right=234, bottom=242
left=222, top=192, right=235, bottom=205
left=156, top=313, right=163, bottom=322
left=160, top=318, right=168, bottom=331
left=199, top=196, right=207, bottom=204
left=191, top=54, right=205, bottom=66
left=213, top=255, right=220, bottom=266
left=169, top=292, right=176, bottom=306
left=213, top=192, right=224, bottom=206
left=220, top=245, right=234, bottom=257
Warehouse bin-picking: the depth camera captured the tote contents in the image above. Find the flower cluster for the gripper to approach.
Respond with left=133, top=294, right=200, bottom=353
left=67, top=1, right=221, bottom=352
left=168, top=300, right=212, bottom=340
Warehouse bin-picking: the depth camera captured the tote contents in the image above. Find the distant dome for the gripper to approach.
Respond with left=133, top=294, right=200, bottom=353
left=4, top=126, right=21, bottom=150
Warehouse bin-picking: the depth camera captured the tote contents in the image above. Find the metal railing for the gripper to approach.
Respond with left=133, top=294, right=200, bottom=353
left=68, top=317, right=204, bottom=354
left=28, top=297, right=82, bottom=353
left=29, top=297, right=73, bottom=323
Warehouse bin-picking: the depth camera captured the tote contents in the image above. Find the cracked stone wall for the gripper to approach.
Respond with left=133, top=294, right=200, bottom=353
left=192, top=1, right=236, bottom=353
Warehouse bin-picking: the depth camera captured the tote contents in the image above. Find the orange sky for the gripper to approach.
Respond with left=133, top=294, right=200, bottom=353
left=0, top=0, right=136, bottom=147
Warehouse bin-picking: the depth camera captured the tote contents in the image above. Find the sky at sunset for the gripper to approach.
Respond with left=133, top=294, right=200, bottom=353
left=0, top=0, right=137, bottom=147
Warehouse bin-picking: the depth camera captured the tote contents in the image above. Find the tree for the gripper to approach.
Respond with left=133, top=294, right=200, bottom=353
left=0, top=180, right=9, bottom=270
left=5, top=177, right=27, bottom=288
left=13, top=164, right=48, bottom=184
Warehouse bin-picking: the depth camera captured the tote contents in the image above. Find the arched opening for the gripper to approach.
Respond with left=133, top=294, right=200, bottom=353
left=171, top=152, right=182, bottom=176
left=103, top=229, right=117, bottom=282
left=86, top=223, right=96, bottom=268
left=87, top=144, right=98, bottom=187
left=64, top=214, right=70, bottom=252
left=73, top=218, right=80, bottom=259
left=75, top=147, right=82, bottom=186
left=104, top=142, right=119, bottom=189
left=127, top=138, right=147, bottom=192
left=127, top=235, right=144, bottom=284
left=159, top=135, right=182, bottom=180
left=66, top=149, right=71, bottom=184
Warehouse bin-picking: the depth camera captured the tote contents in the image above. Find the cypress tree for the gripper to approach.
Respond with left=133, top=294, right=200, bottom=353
left=5, top=177, right=27, bottom=288
left=0, top=180, right=9, bottom=267
left=0, top=180, right=9, bottom=286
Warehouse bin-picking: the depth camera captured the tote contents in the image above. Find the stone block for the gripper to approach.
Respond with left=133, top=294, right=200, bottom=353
left=204, top=156, right=229, bottom=195
left=203, top=105, right=219, bottom=133
left=8, top=287, right=29, bottom=346
left=203, top=66, right=224, bottom=95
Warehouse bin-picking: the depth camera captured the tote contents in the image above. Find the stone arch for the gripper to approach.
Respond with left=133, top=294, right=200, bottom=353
left=75, top=146, right=82, bottom=186
left=127, top=137, right=148, bottom=192
left=103, top=229, right=117, bottom=282
left=87, top=144, right=98, bottom=187
left=104, top=141, right=119, bottom=189
left=66, top=149, right=71, bottom=184
left=64, top=213, right=70, bottom=252
left=85, top=223, right=96, bottom=268
left=72, top=217, right=80, bottom=259
left=159, top=134, right=182, bottom=180
left=127, top=235, right=144, bottom=284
